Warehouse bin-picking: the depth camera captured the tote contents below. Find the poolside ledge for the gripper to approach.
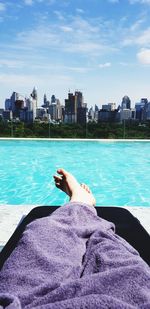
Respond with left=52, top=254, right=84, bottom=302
left=0, top=137, right=150, bottom=142
left=0, top=205, right=149, bottom=249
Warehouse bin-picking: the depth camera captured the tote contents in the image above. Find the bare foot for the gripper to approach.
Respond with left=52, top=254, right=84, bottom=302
left=53, top=168, right=96, bottom=206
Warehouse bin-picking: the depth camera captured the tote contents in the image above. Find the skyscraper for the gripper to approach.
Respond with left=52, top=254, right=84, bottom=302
left=64, top=92, right=77, bottom=123
left=11, top=92, right=19, bottom=112
left=5, top=99, right=11, bottom=110
left=121, top=96, right=131, bottom=110
left=31, top=87, right=38, bottom=121
left=31, top=87, right=38, bottom=101
left=75, top=91, right=83, bottom=108
left=65, top=91, right=87, bottom=124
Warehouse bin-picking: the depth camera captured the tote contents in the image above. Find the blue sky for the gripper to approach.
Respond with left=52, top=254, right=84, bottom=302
left=0, top=0, right=150, bottom=108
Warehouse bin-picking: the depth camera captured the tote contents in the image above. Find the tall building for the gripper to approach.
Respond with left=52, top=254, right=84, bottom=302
left=94, top=105, right=99, bottom=122
left=48, top=96, right=63, bottom=122
left=14, top=99, right=24, bottom=118
left=75, top=91, right=83, bottom=108
left=36, top=107, right=47, bottom=120
left=88, top=107, right=95, bottom=122
left=31, top=87, right=38, bottom=100
left=26, top=98, right=32, bottom=111
left=121, top=96, right=131, bottom=110
left=44, top=94, right=47, bottom=105
left=11, top=92, right=19, bottom=112
left=135, top=99, right=146, bottom=122
left=77, top=105, right=87, bottom=125
left=145, top=102, right=150, bottom=120
left=108, top=103, right=116, bottom=111
left=64, top=92, right=77, bottom=123
left=64, top=91, right=87, bottom=124
left=42, top=94, right=50, bottom=108
left=141, top=98, right=150, bottom=121
left=51, top=95, right=56, bottom=104
left=120, top=109, right=132, bottom=121
left=31, top=87, right=38, bottom=121
left=2, top=110, right=12, bottom=121
left=5, top=99, right=11, bottom=110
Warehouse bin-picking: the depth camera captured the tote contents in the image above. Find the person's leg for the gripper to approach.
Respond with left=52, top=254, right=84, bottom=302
left=54, top=169, right=150, bottom=307
left=0, top=169, right=149, bottom=308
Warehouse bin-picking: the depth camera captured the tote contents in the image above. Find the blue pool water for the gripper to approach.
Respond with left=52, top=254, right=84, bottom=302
left=0, top=140, right=150, bottom=207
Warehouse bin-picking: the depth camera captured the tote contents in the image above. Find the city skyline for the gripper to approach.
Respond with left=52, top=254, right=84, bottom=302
left=0, top=0, right=150, bottom=108
left=2, top=87, right=150, bottom=110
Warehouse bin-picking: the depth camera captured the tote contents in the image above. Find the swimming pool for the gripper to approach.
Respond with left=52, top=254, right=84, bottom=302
left=0, top=139, right=150, bottom=207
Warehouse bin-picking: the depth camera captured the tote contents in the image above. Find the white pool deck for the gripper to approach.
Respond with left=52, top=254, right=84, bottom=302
left=1, top=137, right=150, bottom=142
left=0, top=205, right=150, bottom=249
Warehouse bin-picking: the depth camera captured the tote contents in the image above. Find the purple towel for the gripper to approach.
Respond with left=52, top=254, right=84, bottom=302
left=0, top=202, right=150, bottom=308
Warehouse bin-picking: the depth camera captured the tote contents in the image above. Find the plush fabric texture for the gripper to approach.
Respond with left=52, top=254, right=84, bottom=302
left=0, top=202, right=150, bottom=308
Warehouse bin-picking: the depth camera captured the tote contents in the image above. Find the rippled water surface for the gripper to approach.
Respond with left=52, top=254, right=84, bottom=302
left=0, top=140, right=150, bottom=207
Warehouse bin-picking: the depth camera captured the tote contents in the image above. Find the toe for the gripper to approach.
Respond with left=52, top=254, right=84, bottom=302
left=81, top=183, right=91, bottom=193
left=57, top=168, right=69, bottom=177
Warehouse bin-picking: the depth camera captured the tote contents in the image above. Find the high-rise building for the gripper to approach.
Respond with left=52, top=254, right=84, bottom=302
left=42, top=94, right=50, bottom=108
left=141, top=98, right=148, bottom=105
left=26, top=98, right=32, bottom=111
left=94, top=105, right=99, bottom=122
left=135, top=100, right=145, bottom=122
left=2, top=110, right=12, bottom=121
left=48, top=96, right=63, bottom=122
left=31, top=87, right=38, bottom=100
left=36, top=107, right=47, bottom=120
left=102, top=104, right=110, bottom=111
left=44, top=94, right=47, bottom=105
left=31, top=87, right=38, bottom=121
left=64, top=91, right=87, bottom=124
left=121, top=96, right=131, bottom=110
left=141, top=98, right=148, bottom=121
left=75, top=91, right=83, bottom=108
left=108, top=103, right=116, bottom=111
left=95, top=105, right=99, bottom=112
left=51, top=95, right=56, bottom=104
left=5, top=99, right=11, bottom=110
left=120, top=109, right=132, bottom=121
left=88, top=107, right=95, bottom=122
left=77, top=106, right=87, bottom=124
left=11, top=92, right=19, bottom=112
left=64, top=92, right=77, bottom=123
left=141, top=99, right=150, bottom=121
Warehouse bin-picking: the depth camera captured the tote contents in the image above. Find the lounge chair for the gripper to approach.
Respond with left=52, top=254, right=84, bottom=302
left=0, top=206, right=150, bottom=270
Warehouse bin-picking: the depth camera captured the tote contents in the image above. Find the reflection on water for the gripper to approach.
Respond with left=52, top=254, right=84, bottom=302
left=0, top=140, right=150, bottom=207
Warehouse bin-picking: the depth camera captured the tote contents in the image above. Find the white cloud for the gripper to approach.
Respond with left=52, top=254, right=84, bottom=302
left=0, top=73, right=72, bottom=92
left=65, top=42, right=106, bottom=54
left=136, top=27, right=150, bottom=45
left=0, top=2, right=6, bottom=11
left=16, top=26, right=59, bottom=48
left=98, top=62, right=111, bottom=68
left=0, top=59, right=25, bottom=68
left=13, top=15, right=117, bottom=57
left=129, top=0, right=150, bottom=4
left=119, top=62, right=133, bottom=66
left=53, top=10, right=65, bottom=20
left=24, top=0, right=56, bottom=5
left=67, top=66, right=90, bottom=73
left=76, top=8, right=84, bottom=14
left=60, top=26, right=73, bottom=32
left=108, top=0, right=119, bottom=3
left=137, top=48, right=150, bottom=64
left=123, top=27, right=150, bottom=47
left=24, top=0, right=33, bottom=5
